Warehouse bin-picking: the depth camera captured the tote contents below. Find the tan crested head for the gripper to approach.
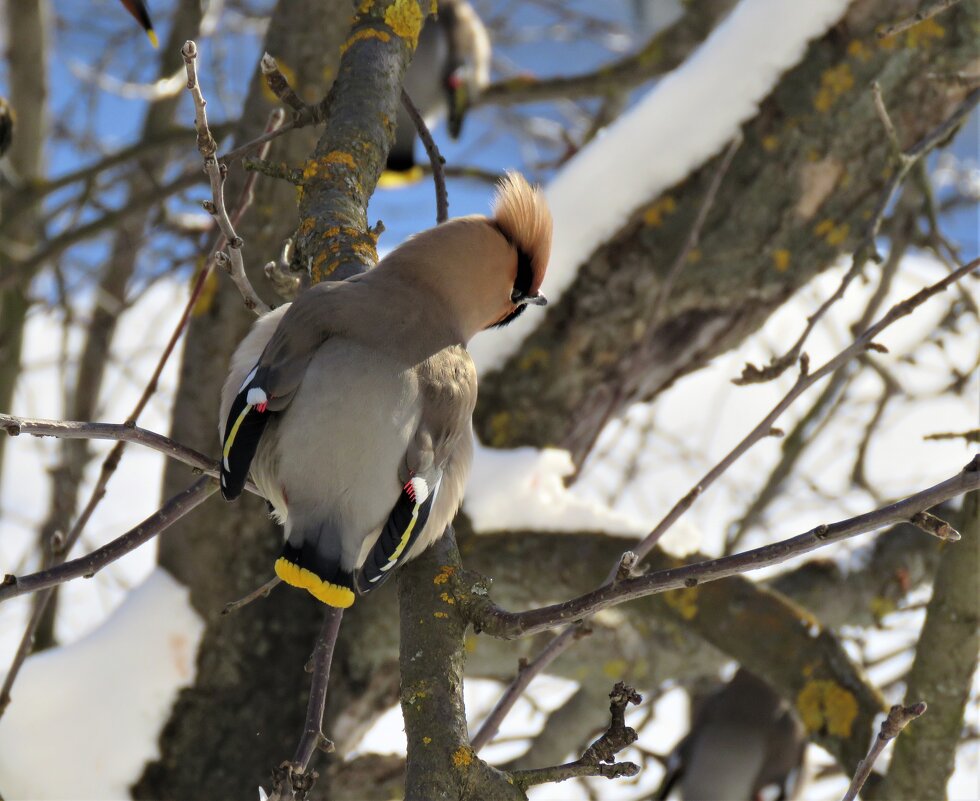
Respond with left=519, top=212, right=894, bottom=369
left=492, top=172, right=552, bottom=299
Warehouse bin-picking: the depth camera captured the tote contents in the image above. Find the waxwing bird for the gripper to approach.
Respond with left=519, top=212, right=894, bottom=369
left=219, top=173, right=551, bottom=608
left=118, top=0, right=158, bottom=47
left=656, top=669, right=807, bottom=801
left=385, top=0, right=491, bottom=175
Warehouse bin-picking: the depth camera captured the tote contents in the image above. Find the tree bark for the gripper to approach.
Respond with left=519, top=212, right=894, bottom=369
left=474, top=0, right=978, bottom=465
left=875, top=491, right=978, bottom=800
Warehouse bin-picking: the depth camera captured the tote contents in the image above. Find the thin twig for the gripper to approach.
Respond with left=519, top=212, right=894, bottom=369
left=841, top=702, right=927, bottom=801
left=0, top=477, right=218, bottom=603
left=268, top=607, right=344, bottom=800
left=400, top=88, right=449, bottom=224
left=0, top=414, right=259, bottom=494
left=261, top=52, right=309, bottom=114
left=471, top=623, right=588, bottom=751
left=463, top=457, right=978, bottom=639
left=183, top=39, right=270, bottom=315
left=877, top=0, right=963, bottom=38
left=734, top=85, right=979, bottom=386
left=625, top=257, right=978, bottom=565
left=649, top=133, right=742, bottom=326
left=222, top=576, right=282, bottom=615
left=511, top=682, right=641, bottom=790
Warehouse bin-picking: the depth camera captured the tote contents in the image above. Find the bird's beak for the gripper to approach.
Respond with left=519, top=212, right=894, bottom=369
left=523, top=292, right=547, bottom=307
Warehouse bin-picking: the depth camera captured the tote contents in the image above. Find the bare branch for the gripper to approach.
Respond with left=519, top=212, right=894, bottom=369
left=841, top=702, right=927, bottom=801
left=0, top=413, right=258, bottom=494
left=471, top=622, right=588, bottom=752
left=0, top=477, right=217, bottom=603
left=461, top=458, right=980, bottom=639
left=269, top=607, right=344, bottom=801
left=400, top=88, right=449, bottom=224
left=183, top=39, right=270, bottom=315
left=511, top=682, right=641, bottom=790
left=877, top=0, right=964, bottom=39
left=221, top=577, right=282, bottom=616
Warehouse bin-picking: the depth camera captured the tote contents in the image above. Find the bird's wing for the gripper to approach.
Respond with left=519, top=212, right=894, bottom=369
left=219, top=283, right=341, bottom=501
left=354, top=346, right=477, bottom=594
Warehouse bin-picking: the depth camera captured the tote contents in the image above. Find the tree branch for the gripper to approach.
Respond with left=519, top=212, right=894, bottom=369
left=841, top=701, right=927, bottom=801
left=511, top=682, right=641, bottom=791
left=460, top=459, right=977, bottom=640
left=0, top=477, right=217, bottom=603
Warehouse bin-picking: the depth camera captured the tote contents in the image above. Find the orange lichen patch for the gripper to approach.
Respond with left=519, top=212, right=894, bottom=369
left=813, top=63, right=854, bottom=112
left=440, top=591, right=455, bottom=605
left=358, top=0, right=374, bottom=13
left=341, top=27, right=391, bottom=54
left=663, top=586, right=699, bottom=621
left=796, top=680, right=859, bottom=738
left=451, top=746, right=474, bottom=768
left=814, top=218, right=850, bottom=247
left=762, top=134, right=779, bottom=152
left=433, top=611, right=449, bottom=619
left=385, top=0, right=424, bottom=49
left=905, top=17, right=945, bottom=49
left=298, top=217, right=317, bottom=236
left=643, top=195, right=677, bottom=227
left=433, top=565, right=455, bottom=585
left=847, top=39, right=871, bottom=62
left=773, top=249, right=791, bottom=272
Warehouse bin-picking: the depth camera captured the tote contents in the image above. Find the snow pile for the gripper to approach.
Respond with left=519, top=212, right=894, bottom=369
left=470, top=0, right=855, bottom=373
left=464, top=442, right=646, bottom=535
left=0, top=569, right=204, bottom=800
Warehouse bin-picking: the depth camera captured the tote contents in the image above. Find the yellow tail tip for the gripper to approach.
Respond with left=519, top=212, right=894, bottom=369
left=378, top=165, right=425, bottom=188
left=275, top=557, right=355, bottom=608
left=147, top=29, right=159, bottom=48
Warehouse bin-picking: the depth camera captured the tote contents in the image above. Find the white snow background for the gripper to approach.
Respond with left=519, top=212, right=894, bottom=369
left=1, top=0, right=978, bottom=797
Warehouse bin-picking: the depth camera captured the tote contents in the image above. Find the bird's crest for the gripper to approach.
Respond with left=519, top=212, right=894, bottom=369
left=492, top=172, right=552, bottom=295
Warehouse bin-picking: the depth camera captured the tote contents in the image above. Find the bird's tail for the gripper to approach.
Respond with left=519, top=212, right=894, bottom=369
left=275, top=532, right=356, bottom=609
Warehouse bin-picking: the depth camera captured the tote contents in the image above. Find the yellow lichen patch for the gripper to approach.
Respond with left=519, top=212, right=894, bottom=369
left=341, top=27, right=391, bottom=55
left=298, top=217, right=316, bottom=236
left=518, top=347, right=550, bottom=371
left=762, top=134, right=779, bottom=153
left=870, top=595, right=898, bottom=622
left=905, top=17, right=945, bottom=49
left=358, top=0, right=374, bottom=13
left=603, top=659, right=627, bottom=679
left=433, top=565, right=455, bottom=585
left=643, top=195, right=677, bottom=227
left=464, top=635, right=478, bottom=653
left=422, top=736, right=432, bottom=745
left=262, top=60, right=297, bottom=104
left=451, top=746, right=474, bottom=768
left=440, top=591, right=455, bottom=605
left=488, top=410, right=514, bottom=447
left=846, top=39, right=871, bottom=62
left=814, top=218, right=850, bottom=247
left=796, top=680, right=859, bottom=738
left=663, top=586, right=699, bottom=621
left=813, top=63, right=854, bottom=113
left=385, top=0, right=424, bottom=49
left=191, top=264, right=219, bottom=316
left=773, top=249, right=791, bottom=272
left=433, top=611, right=449, bottom=619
